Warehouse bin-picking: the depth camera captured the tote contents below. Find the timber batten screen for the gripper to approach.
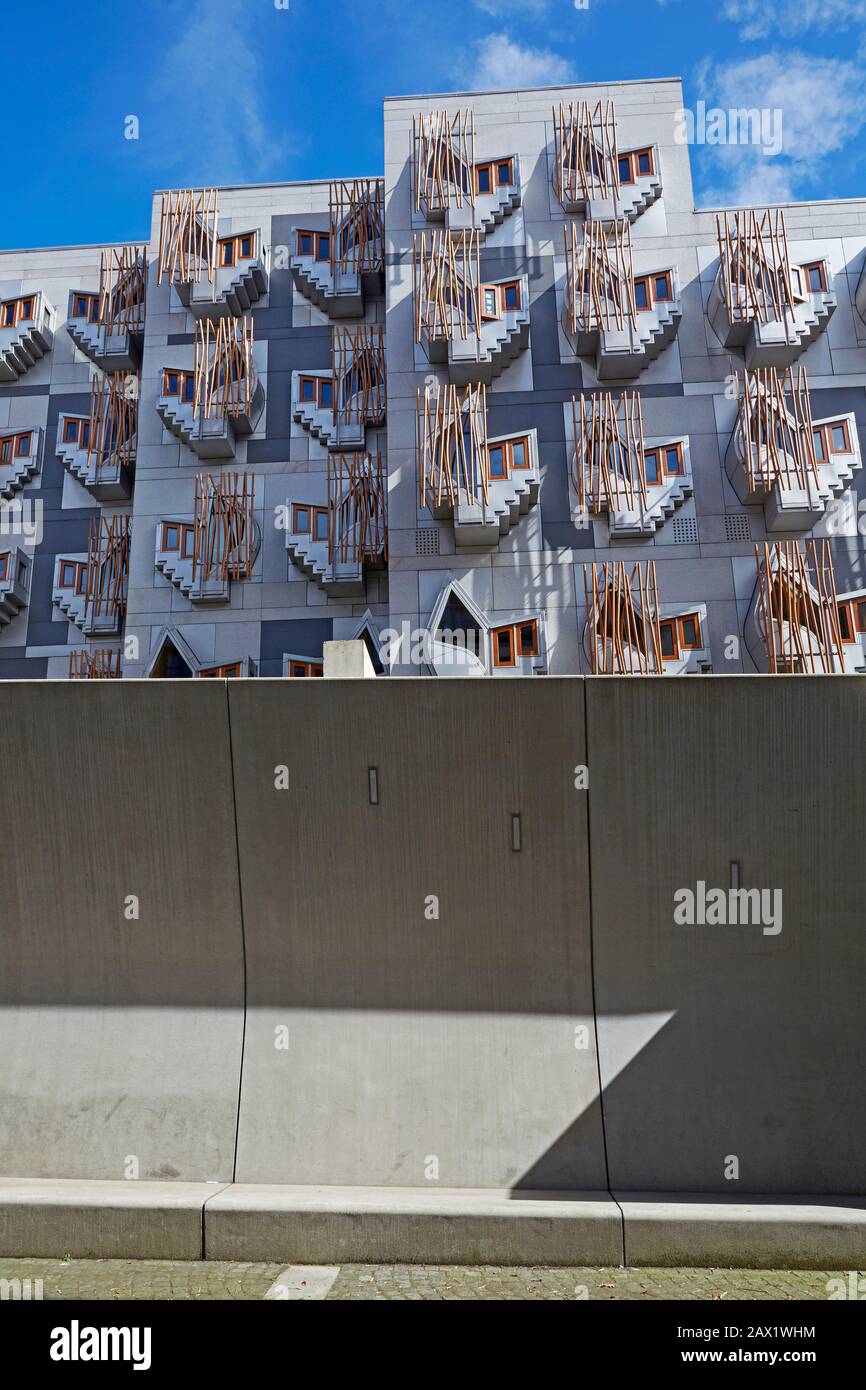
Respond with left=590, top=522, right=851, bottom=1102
left=738, top=367, right=819, bottom=494
left=327, top=452, right=387, bottom=565
left=552, top=100, right=620, bottom=208
left=192, top=472, right=256, bottom=583
left=715, top=208, right=796, bottom=325
left=412, top=109, right=476, bottom=213
left=329, top=179, right=385, bottom=275
left=563, top=219, right=636, bottom=335
left=87, top=376, right=138, bottom=480
left=84, top=516, right=131, bottom=627
left=573, top=390, right=647, bottom=516
left=583, top=559, right=664, bottom=674
left=157, top=188, right=219, bottom=286
left=193, top=317, right=256, bottom=420
left=332, top=325, right=386, bottom=425
left=68, top=648, right=122, bottom=679
left=417, top=381, right=489, bottom=511
left=97, top=246, right=147, bottom=334
left=413, top=229, right=481, bottom=343
left=755, top=540, right=845, bottom=673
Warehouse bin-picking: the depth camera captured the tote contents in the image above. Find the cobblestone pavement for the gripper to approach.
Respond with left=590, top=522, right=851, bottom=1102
left=0, top=1259, right=851, bottom=1300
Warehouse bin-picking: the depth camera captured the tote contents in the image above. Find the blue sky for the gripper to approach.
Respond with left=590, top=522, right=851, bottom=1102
left=4, top=0, right=866, bottom=248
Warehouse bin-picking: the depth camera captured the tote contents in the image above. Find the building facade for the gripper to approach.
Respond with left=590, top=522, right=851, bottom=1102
left=2, top=75, right=866, bottom=681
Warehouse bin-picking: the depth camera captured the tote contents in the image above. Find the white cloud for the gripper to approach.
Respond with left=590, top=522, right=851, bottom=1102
left=462, top=32, right=574, bottom=90
left=722, top=0, right=866, bottom=41
left=692, top=51, right=866, bottom=206
left=144, top=0, right=293, bottom=184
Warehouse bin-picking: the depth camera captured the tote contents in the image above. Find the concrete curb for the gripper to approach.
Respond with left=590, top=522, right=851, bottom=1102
left=616, top=1193, right=866, bottom=1270
left=3, top=1181, right=866, bottom=1267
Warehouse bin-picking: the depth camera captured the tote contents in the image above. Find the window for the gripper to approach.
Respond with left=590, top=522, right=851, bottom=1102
left=61, top=418, right=89, bottom=448
left=71, top=292, right=99, bottom=321
left=496, top=159, right=513, bottom=186
left=0, top=554, right=7, bottom=582
left=492, top=626, right=515, bottom=667
left=802, top=261, right=827, bottom=293
left=475, top=163, right=492, bottom=195
left=161, top=522, right=195, bottom=556
left=293, top=505, right=311, bottom=533
left=299, top=376, right=331, bottom=407
left=619, top=148, right=654, bottom=183
left=664, top=443, right=684, bottom=476
left=814, top=420, right=851, bottom=460
left=288, top=659, right=323, bottom=677
left=487, top=437, right=530, bottom=481
left=217, top=231, right=258, bottom=269
left=488, top=445, right=506, bottom=479
left=633, top=271, right=674, bottom=312
left=296, top=231, right=329, bottom=260
left=653, top=273, right=673, bottom=302
left=501, top=281, right=521, bottom=311
left=838, top=604, right=855, bottom=642
left=2, top=295, right=38, bottom=328
left=659, top=613, right=702, bottom=660
left=644, top=449, right=660, bottom=485
left=857, top=600, right=866, bottom=634
left=312, top=507, right=329, bottom=542
left=58, top=560, right=85, bottom=590
left=200, top=662, right=243, bottom=678
left=0, top=432, right=32, bottom=463
left=162, top=369, right=194, bottom=402
left=482, top=287, right=498, bottom=319
left=517, top=620, right=538, bottom=657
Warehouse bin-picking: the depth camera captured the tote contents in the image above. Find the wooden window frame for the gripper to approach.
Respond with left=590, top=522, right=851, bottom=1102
left=488, top=443, right=507, bottom=480
left=643, top=448, right=661, bottom=485
left=293, top=504, right=311, bottom=534
left=802, top=260, right=827, bottom=294
left=829, top=419, right=851, bottom=455
left=501, top=280, right=521, bottom=312
left=678, top=613, right=702, bottom=651
left=838, top=603, right=855, bottom=643
left=312, top=506, right=329, bottom=543
left=856, top=600, right=866, bottom=635
left=652, top=271, right=673, bottom=303
left=200, top=661, right=243, bottom=678
left=2, top=296, right=36, bottom=326
left=491, top=624, right=516, bottom=668
left=659, top=619, right=678, bottom=660
left=663, top=442, right=684, bottom=476
left=516, top=619, right=539, bottom=658
left=481, top=286, right=499, bottom=320
left=71, top=291, right=99, bottom=322
left=58, top=560, right=80, bottom=590
left=297, top=231, right=314, bottom=257
left=0, top=553, right=8, bottom=582
left=633, top=271, right=674, bottom=312
left=814, top=420, right=852, bottom=460
left=508, top=437, right=530, bottom=470
left=288, top=659, right=324, bottom=678
left=162, top=523, right=180, bottom=552
left=619, top=148, right=655, bottom=185
left=475, top=163, right=493, bottom=195
left=496, top=159, right=513, bottom=187
left=299, top=375, right=331, bottom=408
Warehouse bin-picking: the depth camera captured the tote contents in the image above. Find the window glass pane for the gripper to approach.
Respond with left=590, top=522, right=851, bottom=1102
left=488, top=446, right=505, bottom=478
left=496, top=629, right=512, bottom=664
left=510, top=440, right=526, bottom=469
left=665, top=447, right=681, bottom=474
left=301, top=378, right=315, bottom=401
left=318, top=234, right=330, bottom=260
left=660, top=624, right=676, bottom=658
left=618, top=156, right=631, bottom=182
left=320, top=380, right=333, bottom=407
left=808, top=265, right=824, bottom=291
left=813, top=429, right=825, bottom=461
left=503, top=283, right=519, bottom=310
left=240, top=236, right=253, bottom=257
left=483, top=289, right=497, bottom=315
left=654, top=274, right=670, bottom=300
left=634, top=280, right=648, bottom=310
left=496, top=162, right=511, bottom=185
left=831, top=425, right=848, bottom=452
left=856, top=601, right=866, bottom=632
left=839, top=606, right=852, bottom=639
left=637, top=151, right=652, bottom=174
left=644, top=451, right=659, bottom=484
left=314, top=511, right=328, bottom=541
left=518, top=623, right=535, bottom=656
left=295, top=507, right=309, bottom=532
left=681, top=617, right=698, bottom=647
left=477, top=166, right=491, bottom=193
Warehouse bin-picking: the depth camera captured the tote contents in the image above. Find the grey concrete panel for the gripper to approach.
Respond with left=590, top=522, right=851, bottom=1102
left=588, top=675, right=866, bottom=1195
left=0, top=682, right=245, bottom=1182
left=228, top=678, right=604, bottom=1189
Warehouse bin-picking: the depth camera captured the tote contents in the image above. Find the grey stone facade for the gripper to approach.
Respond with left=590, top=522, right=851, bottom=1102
left=2, top=75, right=866, bottom=680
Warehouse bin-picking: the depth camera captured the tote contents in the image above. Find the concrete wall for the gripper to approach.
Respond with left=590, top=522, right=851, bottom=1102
left=2, top=677, right=864, bottom=1194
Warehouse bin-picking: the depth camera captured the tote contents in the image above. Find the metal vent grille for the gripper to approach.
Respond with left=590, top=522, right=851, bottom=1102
left=416, top=527, right=440, bottom=556
left=671, top=516, right=699, bottom=545
left=725, top=513, right=753, bottom=543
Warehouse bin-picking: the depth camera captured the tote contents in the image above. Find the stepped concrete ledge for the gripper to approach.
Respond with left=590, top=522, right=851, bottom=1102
left=3, top=1181, right=866, bottom=1267
left=616, top=1194, right=866, bottom=1270
left=0, top=1179, right=230, bottom=1260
